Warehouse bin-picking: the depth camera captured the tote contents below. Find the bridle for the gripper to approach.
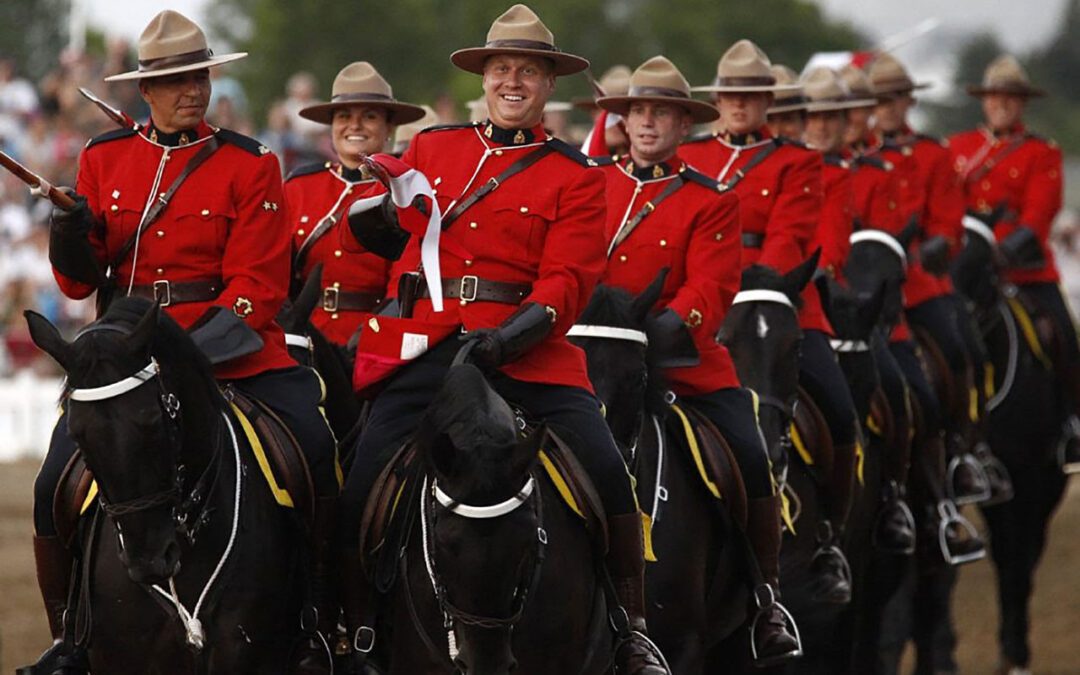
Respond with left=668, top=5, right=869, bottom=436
left=418, top=470, right=547, bottom=663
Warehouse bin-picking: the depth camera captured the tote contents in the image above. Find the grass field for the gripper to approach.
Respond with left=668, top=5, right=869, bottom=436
left=0, top=460, right=1076, bottom=673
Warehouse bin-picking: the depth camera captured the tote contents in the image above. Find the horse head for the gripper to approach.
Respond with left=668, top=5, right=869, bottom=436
left=719, top=252, right=818, bottom=469
left=843, top=223, right=913, bottom=334
left=950, top=215, right=1002, bottom=312
left=417, top=363, right=545, bottom=675
left=570, top=269, right=669, bottom=461
left=26, top=298, right=221, bottom=585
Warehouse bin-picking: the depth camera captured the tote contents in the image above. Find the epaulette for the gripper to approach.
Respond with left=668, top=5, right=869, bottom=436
left=854, top=154, right=891, bottom=172
left=85, top=127, right=137, bottom=150
left=682, top=131, right=717, bottom=145
left=286, top=161, right=332, bottom=182
left=215, top=128, right=273, bottom=157
left=679, top=166, right=728, bottom=193
left=545, top=137, right=606, bottom=167
left=417, top=122, right=481, bottom=135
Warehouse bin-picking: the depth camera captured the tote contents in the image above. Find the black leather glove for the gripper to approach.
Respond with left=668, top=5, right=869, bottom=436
left=999, top=226, right=1044, bottom=270
left=48, top=189, right=105, bottom=286
left=918, top=235, right=951, bottom=277
left=347, top=194, right=410, bottom=261
left=646, top=308, right=700, bottom=368
left=461, top=303, right=553, bottom=371
left=188, top=306, right=264, bottom=365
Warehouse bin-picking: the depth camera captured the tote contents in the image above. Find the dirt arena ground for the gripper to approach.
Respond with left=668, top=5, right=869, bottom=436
left=0, top=460, right=1076, bottom=672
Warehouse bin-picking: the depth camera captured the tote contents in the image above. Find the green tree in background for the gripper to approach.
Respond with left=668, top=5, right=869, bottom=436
left=0, top=0, right=70, bottom=81
left=206, top=0, right=862, bottom=124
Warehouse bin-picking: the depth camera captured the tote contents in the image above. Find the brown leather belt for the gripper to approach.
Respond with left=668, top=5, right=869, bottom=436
left=129, top=278, right=223, bottom=307
left=742, top=232, right=765, bottom=249
left=322, top=287, right=382, bottom=312
left=416, top=275, right=532, bottom=304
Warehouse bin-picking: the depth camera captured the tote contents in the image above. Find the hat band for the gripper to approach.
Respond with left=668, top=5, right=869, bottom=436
left=138, top=48, right=213, bottom=72
left=873, top=77, right=915, bottom=92
left=981, top=80, right=1034, bottom=91
left=773, top=95, right=809, bottom=105
left=628, top=85, right=691, bottom=100
left=714, top=75, right=776, bottom=87
left=330, top=92, right=395, bottom=104
left=484, top=38, right=561, bottom=54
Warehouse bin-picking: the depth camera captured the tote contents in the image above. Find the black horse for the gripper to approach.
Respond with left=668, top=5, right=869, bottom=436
left=24, top=298, right=304, bottom=673
left=569, top=273, right=749, bottom=673
left=950, top=217, right=1069, bottom=672
left=375, top=363, right=612, bottom=674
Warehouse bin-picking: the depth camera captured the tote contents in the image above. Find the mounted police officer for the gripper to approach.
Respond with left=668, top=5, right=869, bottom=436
left=339, top=6, right=668, bottom=673
left=590, top=55, right=803, bottom=665
left=948, top=55, right=1077, bottom=473
left=26, top=11, right=338, bottom=674
left=285, top=62, right=427, bottom=345
left=683, top=39, right=858, bottom=604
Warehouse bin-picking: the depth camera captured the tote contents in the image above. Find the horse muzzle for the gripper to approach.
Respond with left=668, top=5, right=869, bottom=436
left=121, top=538, right=182, bottom=584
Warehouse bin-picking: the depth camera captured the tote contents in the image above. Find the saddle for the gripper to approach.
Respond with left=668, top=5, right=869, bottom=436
left=52, top=390, right=316, bottom=546
left=1005, top=289, right=1058, bottom=371
left=791, top=386, right=835, bottom=479
left=664, top=404, right=748, bottom=530
left=911, top=326, right=969, bottom=424
left=358, top=427, right=610, bottom=581
left=868, top=386, right=912, bottom=457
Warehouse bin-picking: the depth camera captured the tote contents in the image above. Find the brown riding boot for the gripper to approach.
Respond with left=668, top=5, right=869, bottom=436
left=606, top=513, right=669, bottom=675
left=292, top=498, right=338, bottom=675
left=16, top=535, right=89, bottom=675
left=745, top=495, right=802, bottom=666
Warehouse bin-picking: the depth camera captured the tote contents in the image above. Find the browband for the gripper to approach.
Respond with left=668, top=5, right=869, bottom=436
left=566, top=325, right=649, bottom=345
left=962, top=215, right=997, bottom=247
left=434, top=476, right=536, bottom=519
left=68, top=359, right=160, bottom=402
left=732, top=289, right=795, bottom=309
left=849, top=230, right=908, bottom=265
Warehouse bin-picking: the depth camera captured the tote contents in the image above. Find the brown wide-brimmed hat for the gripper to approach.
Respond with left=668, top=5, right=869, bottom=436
left=867, top=53, right=931, bottom=97
left=803, top=66, right=877, bottom=112
left=573, top=64, right=632, bottom=109
left=299, top=62, right=427, bottom=125
left=966, top=54, right=1045, bottom=98
left=766, top=64, right=809, bottom=114
left=104, top=10, right=247, bottom=82
left=692, top=39, right=802, bottom=94
left=597, top=56, right=719, bottom=124
left=838, top=64, right=879, bottom=107
left=451, top=4, right=589, bottom=76
left=393, top=105, right=439, bottom=153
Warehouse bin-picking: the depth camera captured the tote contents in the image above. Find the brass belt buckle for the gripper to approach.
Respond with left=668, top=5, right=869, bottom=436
left=459, top=275, right=479, bottom=303
left=322, top=287, right=339, bottom=312
left=153, top=279, right=171, bottom=307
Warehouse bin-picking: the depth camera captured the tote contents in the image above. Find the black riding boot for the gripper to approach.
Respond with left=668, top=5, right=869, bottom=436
left=292, top=498, right=339, bottom=675
left=809, top=519, right=853, bottom=604
left=16, top=536, right=88, bottom=675
left=874, top=480, right=917, bottom=555
left=607, top=513, right=670, bottom=675
left=745, top=495, right=802, bottom=666
left=341, top=545, right=381, bottom=673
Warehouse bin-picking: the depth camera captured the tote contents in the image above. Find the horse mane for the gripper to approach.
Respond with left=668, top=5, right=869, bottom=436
left=577, top=285, right=670, bottom=416
left=740, top=264, right=804, bottom=309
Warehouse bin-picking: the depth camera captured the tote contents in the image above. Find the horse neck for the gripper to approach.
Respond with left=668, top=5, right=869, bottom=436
left=173, top=366, right=223, bottom=475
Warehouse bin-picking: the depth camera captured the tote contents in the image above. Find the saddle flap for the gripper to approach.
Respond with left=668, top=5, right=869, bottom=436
left=226, top=388, right=315, bottom=527
left=359, top=442, right=417, bottom=570
left=912, top=325, right=961, bottom=417
left=792, top=386, right=834, bottom=477
left=541, top=428, right=609, bottom=555
left=669, top=404, right=748, bottom=530
left=54, top=451, right=94, bottom=547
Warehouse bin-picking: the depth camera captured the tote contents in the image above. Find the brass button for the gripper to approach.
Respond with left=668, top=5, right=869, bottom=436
left=156, top=230, right=165, bottom=237
left=978, top=199, right=988, bottom=209
left=761, top=188, right=769, bottom=196
left=334, top=250, right=343, bottom=258
left=494, top=150, right=504, bottom=156
left=297, top=229, right=305, bottom=236
left=333, top=281, right=341, bottom=288
left=331, top=313, right=339, bottom=320
left=714, top=233, right=723, bottom=241
left=1009, top=168, right=1019, bottom=178
left=469, top=221, right=478, bottom=229
left=464, top=259, right=473, bottom=267
left=619, top=254, right=628, bottom=262
left=110, top=204, right=118, bottom=212
left=660, top=239, right=667, bottom=247
left=901, top=146, right=913, bottom=156
left=300, top=215, right=309, bottom=223
left=201, top=208, right=210, bottom=216
left=520, top=206, right=529, bottom=213
left=159, top=192, right=166, bottom=199
left=981, top=180, right=991, bottom=190
left=460, top=299, right=468, bottom=306
left=155, top=268, right=164, bottom=275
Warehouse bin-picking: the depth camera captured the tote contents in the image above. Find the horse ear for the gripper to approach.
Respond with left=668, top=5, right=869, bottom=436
left=126, top=302, right=159, bottom=356
left=24, top=310, right=74, bottom=371
left=630, top=267, right=669, bottom=325
left=897, top=216, right=919, bottom=249
left=784, top=248, right=821, bottom=296
left=511, top=423, right=545, bottom=479
left=293, top=263, right=324, bottom=324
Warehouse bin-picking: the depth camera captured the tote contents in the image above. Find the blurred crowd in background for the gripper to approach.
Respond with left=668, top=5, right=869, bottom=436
left=0, top=44, right=1077, bottom=377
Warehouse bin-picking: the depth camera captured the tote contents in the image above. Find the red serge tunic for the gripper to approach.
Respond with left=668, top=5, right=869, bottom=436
left=871, top=127, right=965, bottom=308
left=948, top=125, right=1063, bottom=285
left=680, top=128, right=829, bottom=333
left=285, top=163, right=392, bottom=344
left=598, top=155, right=743, bottom=396
left=816, top=154, right=855, bottom=281
left=386, top=122, right=607, bottom=391
left=55, top=121, right=294, bottom=380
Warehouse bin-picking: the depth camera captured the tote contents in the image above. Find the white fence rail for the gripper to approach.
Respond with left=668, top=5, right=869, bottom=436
left=0, top=373, right=62, bottom=462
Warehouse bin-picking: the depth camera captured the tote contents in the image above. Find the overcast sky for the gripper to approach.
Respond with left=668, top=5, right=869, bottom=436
left=84, top=0, right=1067, bottom=54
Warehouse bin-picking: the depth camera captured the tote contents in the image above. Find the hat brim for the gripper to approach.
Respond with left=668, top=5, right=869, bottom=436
left=691, top=82, right=802, bottom=94
left=298, top=100, right=429, bottom=126
left=873, top=82, right=932, bottom=97
left=450, top=47, right=589, bottom=76
left=572, top=96, right=601, bottom=109
left=966, top=84, right=1045, bottom=98
left=767, top=100, right=809, bottom=115
left=805, top=97, right=879, bottom=113
left=104, top=52, right=247, bottom=82
left=597, top=94, right=719, bottom=124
